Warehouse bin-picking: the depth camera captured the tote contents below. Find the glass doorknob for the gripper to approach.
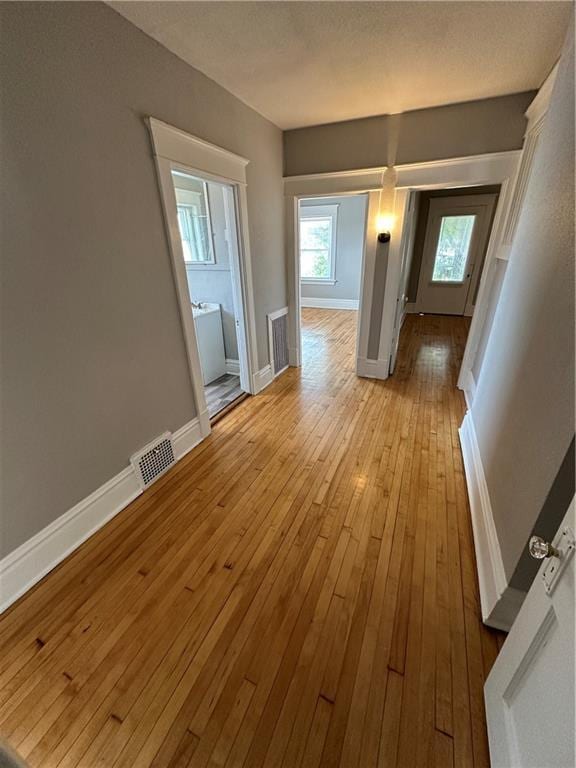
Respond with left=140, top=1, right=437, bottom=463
left=528, top=535, right=559, bottom=560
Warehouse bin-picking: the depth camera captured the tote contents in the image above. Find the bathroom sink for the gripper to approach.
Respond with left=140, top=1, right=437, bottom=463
left=191, top=302, right=226, bottom=384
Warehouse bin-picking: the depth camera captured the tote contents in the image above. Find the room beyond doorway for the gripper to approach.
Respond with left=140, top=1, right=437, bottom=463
left=298, top=193, right=368, bottom=370
left=406, top=186, right=500, bottom=318
left=171, top=170, right=249, bottom=420
left=301, top=307, right=358, bottom=380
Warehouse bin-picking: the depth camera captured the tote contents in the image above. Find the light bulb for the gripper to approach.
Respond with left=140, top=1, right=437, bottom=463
left=376, top=213, right=394, bottom=232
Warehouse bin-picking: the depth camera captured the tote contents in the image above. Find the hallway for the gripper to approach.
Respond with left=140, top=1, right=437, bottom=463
left=0, top=310, right=501, bottom=768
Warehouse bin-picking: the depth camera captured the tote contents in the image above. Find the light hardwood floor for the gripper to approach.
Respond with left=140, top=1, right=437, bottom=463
left=0, top=308, right=503, bottom=768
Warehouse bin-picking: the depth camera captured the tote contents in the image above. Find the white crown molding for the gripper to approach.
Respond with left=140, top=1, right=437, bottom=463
left=284, top=165, right=386, bottom=183
left=459, top=412, right=525, bottom=631
left=148, top=117, right=249, bottom=185
left=283, top=151, right=521, bottom=195
left=283, top=151, right=516, bottom=185
left=0, top=417, right=204, bottom=614
left=284, top=169, right=385, bottom=197
left=395, top=150, right=521, bottom=190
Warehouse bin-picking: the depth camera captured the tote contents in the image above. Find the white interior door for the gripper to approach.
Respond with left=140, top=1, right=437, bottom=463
left=416, top=195, right=495, bottom=316
left=484, top=498, right=575, bottom=768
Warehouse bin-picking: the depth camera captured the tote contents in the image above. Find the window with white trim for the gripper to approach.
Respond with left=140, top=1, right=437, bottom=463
left=299, top=204, right=338, bottom=283
left=176, top=182, right=215, bottom=264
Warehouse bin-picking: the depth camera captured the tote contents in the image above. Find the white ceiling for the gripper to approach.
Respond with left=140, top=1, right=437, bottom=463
left=111, top=1, right=571, bottom=130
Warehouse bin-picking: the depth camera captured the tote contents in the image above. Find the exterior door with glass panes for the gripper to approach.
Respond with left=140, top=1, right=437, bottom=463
left=416, top=195, right=496, bottom=316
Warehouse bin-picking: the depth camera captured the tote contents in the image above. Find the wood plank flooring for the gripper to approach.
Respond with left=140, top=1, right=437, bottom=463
left=0, top=308, right=504, bottom=767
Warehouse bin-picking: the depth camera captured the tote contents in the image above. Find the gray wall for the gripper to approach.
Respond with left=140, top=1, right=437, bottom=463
left=470, top=25, right=575, bottom=588
left=300, top=195, right=367, bottom=301
left=284, top=93, right=535, bottom=176
left=0, top=2, right=285, bottom=557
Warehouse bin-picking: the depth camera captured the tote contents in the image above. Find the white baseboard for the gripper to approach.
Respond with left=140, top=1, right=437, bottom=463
left=459, top=412, right=525, bottom=631
left=252, top=364, right=274, bottom=394
left=301, top=297, right=359, bottom=311
left=225, top=358, right=240, bottom=376
left=172, top=415, right=205, bottom=459
left=356, top=356, right=389, bottom=380
left=0, top=416, right=204, bottom=614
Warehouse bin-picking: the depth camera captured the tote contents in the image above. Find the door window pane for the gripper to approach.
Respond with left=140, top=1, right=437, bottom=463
left=432, top=215, right=476, bottom=282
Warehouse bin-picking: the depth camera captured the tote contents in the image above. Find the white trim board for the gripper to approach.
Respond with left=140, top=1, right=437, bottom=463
left=283, top=151, right=520, bottom=195
left=252, top=364, right=274, bottom=394
left=301, top=297, right=359, bottom=311
left=458, top=412, right=525, bottom=630
left=0, top=417, right=203, bottom=615
left=148, top=118, right=249, bottom=185
left=356, top=356, right=389, bottom=379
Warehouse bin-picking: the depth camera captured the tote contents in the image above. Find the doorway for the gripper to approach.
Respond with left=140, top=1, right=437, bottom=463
left=148, top=117, right=259, bottom=439
left=297, top=193, right=368, bottom=371
left=407, top=187, right=499, bottom=318
left=415, top=193, right=498, bottom=316
left=171, top=169, right=250, bottom=420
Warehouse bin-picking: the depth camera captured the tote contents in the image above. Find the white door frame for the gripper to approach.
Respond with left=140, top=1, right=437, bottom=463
left=147, top=118, right=259, bottom=439
left=284, top=151, right=521, bottom=387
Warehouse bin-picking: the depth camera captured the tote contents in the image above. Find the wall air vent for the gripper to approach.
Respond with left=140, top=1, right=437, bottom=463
left=268, top=307, right=289, bottom=377
left=130, top=432, right=175, bottom=489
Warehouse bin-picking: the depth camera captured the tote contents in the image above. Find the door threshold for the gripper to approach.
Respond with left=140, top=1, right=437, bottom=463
left=210, top=392, right=250, bottom=425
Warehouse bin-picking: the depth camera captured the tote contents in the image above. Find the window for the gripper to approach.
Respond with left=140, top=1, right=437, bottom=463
left=176, top=183, right=215, bottom=264
left=299, top=205, right=338, bottom=283
left=432, top=215, right=476, bottom=283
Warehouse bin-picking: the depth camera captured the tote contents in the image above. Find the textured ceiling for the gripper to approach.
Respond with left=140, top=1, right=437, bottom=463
left=111, top=1, right=571, bottom=129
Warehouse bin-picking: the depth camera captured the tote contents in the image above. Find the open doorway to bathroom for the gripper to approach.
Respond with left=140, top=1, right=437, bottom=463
left=171, top=170, right=248, bottom=420
left=298, top=193, right=368, bottom=375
